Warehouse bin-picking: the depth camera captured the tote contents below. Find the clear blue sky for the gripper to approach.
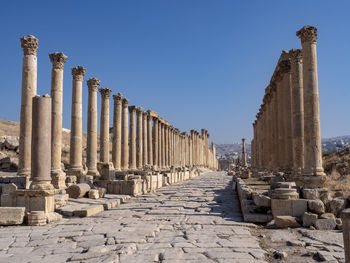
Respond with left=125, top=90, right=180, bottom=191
left=0, top=1, right=349, bottom=144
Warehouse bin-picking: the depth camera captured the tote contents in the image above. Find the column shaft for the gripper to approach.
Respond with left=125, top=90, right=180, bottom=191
left=112, top=93, right=123, bottom=170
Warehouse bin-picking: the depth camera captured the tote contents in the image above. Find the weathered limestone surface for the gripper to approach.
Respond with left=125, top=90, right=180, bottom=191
left=121, top=98, right=129, bottom=170
left=112, top=93, right=123, bottom=170
left=68, top=66, right=86, bottom=178
left=0, top=172, right=266, bottom=262
left=99, top=88, right=112, bottom=163
left=18, top=35, right=38, bottom=179
left=86, top=78, right=100, bottom=176
left=49, top=52, right=67, bottom=189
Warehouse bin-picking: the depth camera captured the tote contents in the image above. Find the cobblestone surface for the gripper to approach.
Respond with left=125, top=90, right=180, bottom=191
left=0, top=172, right=267, bottom=262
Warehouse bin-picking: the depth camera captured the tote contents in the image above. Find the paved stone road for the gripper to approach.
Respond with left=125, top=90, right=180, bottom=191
left=0, top=172, right=267, bottom=263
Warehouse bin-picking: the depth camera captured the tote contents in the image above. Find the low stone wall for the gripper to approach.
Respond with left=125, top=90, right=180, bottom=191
left=232, top=167, right=346, bottom=230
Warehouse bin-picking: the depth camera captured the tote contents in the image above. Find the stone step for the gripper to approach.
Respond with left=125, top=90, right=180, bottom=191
left=243, top=212, right=273, bottom=223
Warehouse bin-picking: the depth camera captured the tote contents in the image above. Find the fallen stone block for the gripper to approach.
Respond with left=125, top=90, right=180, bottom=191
left=308, top=199, right=325, bottom=215
left=274, top=216, right=300, bottom=228
left=67, top=183, right=91, bottom=199
left=302, top=212, right=318, bottom=227
left=88, top=189, right=100, bottom=199
left=315, top=218, right=336, bottom=230
left=329, top=198, right=347, bottom=217
left=253, top=193, right=271, bottom=208
left=0, top=207, right=25, bottom=225
left=74, top=205, right=104, bottom=217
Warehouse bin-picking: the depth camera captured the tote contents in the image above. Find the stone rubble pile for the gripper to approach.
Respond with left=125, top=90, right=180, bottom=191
left=0, top=35, right=219, bottom=226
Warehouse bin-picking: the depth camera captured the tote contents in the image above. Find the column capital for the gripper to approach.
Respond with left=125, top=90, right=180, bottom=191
left=147, top=110, right=158, bottom=118
left=49, top=52, right=68, bottom=69
left=289, top=48, right=303, bottom=64
left=20, top=35, right=38, bottom=56
left=87, top=78, right=100, bottom=92
left=71, top=66, right=86, bottom=81
left=99, top=87, right=112, bottom=98
left=136, top=107, right=144, bottom=114
left=122, top=98, right=129, bottom=107
left=296, top=25, right=317, bottom=44
left=113, top=93, right=123, bottom=104
left=128, top=105, right=136, bottom=113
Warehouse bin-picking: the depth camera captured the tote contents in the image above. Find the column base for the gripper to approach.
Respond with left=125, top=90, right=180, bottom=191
left=66, top=167, right=85, bottom=183
left=16, top=189, right=55, bottom=214
left=290, top=174, right=326, bottom=188
left=51, top=169, right=67, bottom=190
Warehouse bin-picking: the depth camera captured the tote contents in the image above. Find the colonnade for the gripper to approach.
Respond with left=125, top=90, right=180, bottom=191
left=17, top=35, right=219, bottom=189
left=250, top=26, right=325, bottom=188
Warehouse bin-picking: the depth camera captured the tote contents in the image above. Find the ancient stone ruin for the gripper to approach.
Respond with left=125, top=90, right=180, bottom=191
left=0, top=34, right=219, bottom=226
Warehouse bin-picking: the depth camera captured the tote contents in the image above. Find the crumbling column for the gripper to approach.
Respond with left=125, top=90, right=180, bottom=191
left=31, top=95, right=54, bottom=190
left=290, top=49, right=304, bottom=175
left=241, top=138, right=247, bottom=166
left=121, top=98, right=129, bottom=170
left=49, top=52, right=68, bottom=189
left=297, top=26, right=325, bottom=187
left=112, top=93, right=123, bottom=170
left=129, top=106, right=137, bottom=170
left=99, top=88, right=112, bottom=163
left=18, top=35, right=38, bottom=179
left=68, top=66, right=86, bottom=178
left=86, top=78, right=100, bottom=176
left=152, top=115, right=159, bottom=169
left=143, top=111, right=148, bottom=167
left=136, top=107, right=143, bottom=170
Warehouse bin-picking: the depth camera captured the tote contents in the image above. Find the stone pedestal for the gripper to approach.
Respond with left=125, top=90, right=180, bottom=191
left=86, top=78, right=100, bottom=177
left=18, top=35, right=38, bottom=180
left=49, top=52, right=68, bottom=190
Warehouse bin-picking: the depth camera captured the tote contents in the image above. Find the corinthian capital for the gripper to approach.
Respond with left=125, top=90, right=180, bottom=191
left=289, top=49, right=302, bottom=64
left=122, top=98, right=129, bottom=107
left=99, top=88, right=112, bottom=98
left=71, top=66, right=86, bottom=81
left=49, top=52, right=68, bottom=69
left=113, top=93, right=123, bottom=104
left=296, top=25, right=317, bottom=44
left=136, top=107, right=144, bottom=114
left=87, top=78, right=100, bottom=92
left=20, top=35, right=38, bottom=56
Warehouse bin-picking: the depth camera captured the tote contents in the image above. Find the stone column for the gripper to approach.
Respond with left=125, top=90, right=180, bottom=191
left=162, top=122, right=166, bottom=169
left=18, top=35, right=38, bottom=179
left=341, top=209, right=350, bottom=263
left=68, top=66, right=86, bottom=178
left=31, top=95, right=53, bottom=190
left=164, top=122, right=169, bottom=169
left=49, top=52, right=67, bottom=189
left=241, top=138, right=247, bottom=166
left=86, top=78, right=100, bottom=176
left=136, top=107, right=143, bottom=170
left=290, top=49, right=304, bottom=175
left=281, top=52, right=293, bottom=170
left=121, top=98, right=129, bottom=170
left=99, top=88, right=112, bottom=163
left=297, top=26, right=325, bottom=187
left=112, top=93, right=123, bottom=170
left=152, top=115, right=159, bottom=169
left=128, top=106, right=137, bottom=170
left=147, top=113, right=153, bottom=167
left=142, top=111, right=148, bottom=167
left=158, top=120, right=162, bottom=169
left=276, top=67, right=286, bottom=169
